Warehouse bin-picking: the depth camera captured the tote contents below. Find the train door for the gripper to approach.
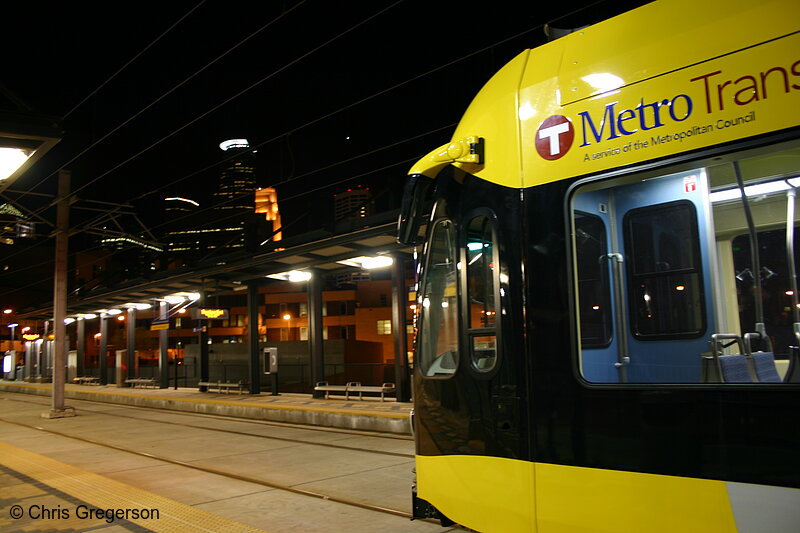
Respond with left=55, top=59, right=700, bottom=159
left=574, top=170, right=717, bottom=383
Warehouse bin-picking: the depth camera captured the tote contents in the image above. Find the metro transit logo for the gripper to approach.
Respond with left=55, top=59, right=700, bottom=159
left=535, top=115, right=574, bottom=160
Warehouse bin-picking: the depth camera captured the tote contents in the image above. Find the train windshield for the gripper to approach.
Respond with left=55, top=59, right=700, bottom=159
left=571, top=140, right=800, bottom=384
left=417, top=219, right=459, bottom=377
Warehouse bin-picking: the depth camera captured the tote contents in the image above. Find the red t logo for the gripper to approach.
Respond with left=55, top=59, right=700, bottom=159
left=535, top=115, right=574, bottom=160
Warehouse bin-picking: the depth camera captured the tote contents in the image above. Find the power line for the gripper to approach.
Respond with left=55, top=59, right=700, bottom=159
left=21, top=0, right=590, bottom=218
left=1, top=2, right=623, bottom=305
left=62, top=1, right=208, bottom=120
left=14, top=0, right=305, bottom=211
left=0, top=2, right=558, bottom=283
left=280, top=157, right=418, bottom=205
left=0, top=117, right=431, bottom=282
left=10, top=1, right=206, bottom=210
left=68, top=1, right=403, bottom=200
left=130, top=11, right=566, bottom=202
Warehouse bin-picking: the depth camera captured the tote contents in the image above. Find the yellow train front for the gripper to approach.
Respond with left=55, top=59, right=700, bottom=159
left=398, top=1, right=800, bottom=531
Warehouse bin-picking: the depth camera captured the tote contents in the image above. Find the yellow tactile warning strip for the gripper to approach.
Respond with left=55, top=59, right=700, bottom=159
left=0, top=441, right=268, bottom=532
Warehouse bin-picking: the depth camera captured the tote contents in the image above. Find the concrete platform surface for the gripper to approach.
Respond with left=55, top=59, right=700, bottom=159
left=0, top=380, right=413, bottom=435
left=0, top=392, right=453, bottom=533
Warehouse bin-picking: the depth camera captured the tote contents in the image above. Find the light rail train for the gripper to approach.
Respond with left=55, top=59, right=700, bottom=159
left=398, top=1, right=800, bottom=531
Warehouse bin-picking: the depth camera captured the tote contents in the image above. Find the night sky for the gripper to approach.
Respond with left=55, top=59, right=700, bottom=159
left=1, top=0, right=648, bottom=307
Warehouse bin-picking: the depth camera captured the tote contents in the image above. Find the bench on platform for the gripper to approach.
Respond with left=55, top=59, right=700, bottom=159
left=314, top=381, right=351, bottom=399
left=72, top=376, right=100, bottom=385
left=125, top=378, right=158, bottom=389
left=314, top=381, right=396, bottom=401
left=198, top=380, right=246, bottom=394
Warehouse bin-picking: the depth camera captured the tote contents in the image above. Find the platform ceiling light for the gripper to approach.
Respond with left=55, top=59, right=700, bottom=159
left=123, top=303, right=151, bottom=310
left=177, top=292, right=201, bottom=301
left=63, top=317, right=75, bottom=325
left=164, top=295, right=185, bottom=304
left=266, top=270, right=312, bottom=282
left=106, top=309, right=122, bottom=316
left=0, top=111, right=62, bottom=194
left=0, top=147, right=28, bottom=180
left=336, top=255, right=394, bottom=269
left=82, top=313, right=97, bottom=320
left=288, top=271, right=312, bottom=282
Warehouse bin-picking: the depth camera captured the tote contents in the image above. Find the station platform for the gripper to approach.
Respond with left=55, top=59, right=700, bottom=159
left=0, top=380, right=413, bottom=435
left=0, top=440, right=269, bottom=532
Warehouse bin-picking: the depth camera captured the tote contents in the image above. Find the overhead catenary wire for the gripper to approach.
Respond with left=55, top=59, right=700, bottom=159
left=3, top=0, right=598, bottom=255
left=0, top=147, right=425, bottom=295
left=2, top=1, right=622, bottom=307
left=62, top=1, right=208, bottom=120
left=19, top=0, right=601, bottom=218
left=67, top=1, right=404, bottom=201
left=15, top=0, right=306, bottom=208
left=133, top=17, right=559, bottom=200
left=0, top=121, right=449, bottom=285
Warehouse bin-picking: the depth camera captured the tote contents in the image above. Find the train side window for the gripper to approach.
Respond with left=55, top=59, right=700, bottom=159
left=418, top=219, right=460, bottom=378
left=465, top=214, right=499, bottom=372
left=575, top=212, right=612, bottom=347
left=571, top=141, right=800, bottom=385
left=623, top=201, right=705, bottom=339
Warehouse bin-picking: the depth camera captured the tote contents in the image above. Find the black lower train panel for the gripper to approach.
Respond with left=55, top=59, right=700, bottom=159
left=412, top=492, right=454, bottom=527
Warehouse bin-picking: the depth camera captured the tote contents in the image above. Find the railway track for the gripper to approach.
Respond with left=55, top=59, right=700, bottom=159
left=0, top=392, right=425, bottom=524
left=0, top=394, right=414, bottom=458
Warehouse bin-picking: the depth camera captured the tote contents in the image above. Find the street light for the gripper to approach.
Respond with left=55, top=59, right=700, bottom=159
left=283, top=314, right=291, bottom=341
left=7, top=322, right=18, bottom=344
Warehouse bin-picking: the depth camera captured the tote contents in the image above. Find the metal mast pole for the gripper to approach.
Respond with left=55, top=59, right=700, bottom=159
left=45, top=170, right=74, bottom=418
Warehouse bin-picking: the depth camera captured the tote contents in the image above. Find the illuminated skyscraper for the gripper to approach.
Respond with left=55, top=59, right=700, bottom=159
left=333, top=186, right=372, bottom=222
left=162, top=139, right=281, bottom=257
left=255, top=187, right=282, bottom=243
left=214, top=139, right=256, bottom=213
left=163, top=197, right=201, bottom=253
left=204, top=139, right=257, bottom=251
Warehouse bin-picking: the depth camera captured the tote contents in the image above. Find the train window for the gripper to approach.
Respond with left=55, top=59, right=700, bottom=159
left=732, top=228, right=800, bottom=356
left=465, top=214, right=498, bottom=372
left=466, top=216, right=496, bottom=329
left=623, top=201, right=705, bottom=339
left=575, top=212, right=612, bottom=347
left=418, top=219, right=460, bottom=378
left=572, top=140, right=800, bottom=384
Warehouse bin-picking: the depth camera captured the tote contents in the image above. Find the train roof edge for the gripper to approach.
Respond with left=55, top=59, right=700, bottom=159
left=409, top=0, right=800, bottom=189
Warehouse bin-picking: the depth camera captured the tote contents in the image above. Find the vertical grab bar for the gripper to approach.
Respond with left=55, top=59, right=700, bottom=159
left=787, top=188, right=800, bottom=346
left=602, top=253, right=629, bottom=382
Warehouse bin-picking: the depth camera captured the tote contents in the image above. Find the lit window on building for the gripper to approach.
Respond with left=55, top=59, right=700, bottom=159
left=377, top=319, right=392, bottom=335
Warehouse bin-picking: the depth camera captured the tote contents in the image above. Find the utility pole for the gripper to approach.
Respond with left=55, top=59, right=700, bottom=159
left=44, top=170, right=75, bottom=418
